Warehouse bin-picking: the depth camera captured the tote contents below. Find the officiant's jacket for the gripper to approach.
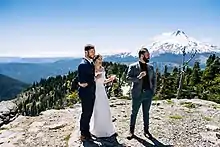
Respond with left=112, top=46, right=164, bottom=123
left=126, top=62, right=156, bottom=98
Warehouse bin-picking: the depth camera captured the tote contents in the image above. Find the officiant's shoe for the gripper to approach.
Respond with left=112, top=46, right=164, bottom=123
left=113, top=132, right=118, bottom=137
left=109, top=132, right=118, bottom=138
left=79, top=135, right=86, bottom=142
left=127, top=126, right=135, bottom=140
left=79, top=134, right=92, bottom=142
left=144, top=130, right=153, bottom=139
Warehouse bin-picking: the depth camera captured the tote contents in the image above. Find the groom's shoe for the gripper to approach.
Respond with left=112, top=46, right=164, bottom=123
left=127, top=131, right=134, bottom=140
left=127, top=128, right=134, bottom=140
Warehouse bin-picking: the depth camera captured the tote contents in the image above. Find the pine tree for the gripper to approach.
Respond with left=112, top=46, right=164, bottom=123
left=190, top=61, right=201, bottom=86
left=155, top=67, right=161, bottom=94
left=158, top=65, right=175, bottom=99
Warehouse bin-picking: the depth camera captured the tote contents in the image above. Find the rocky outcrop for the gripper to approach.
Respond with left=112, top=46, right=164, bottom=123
left=0, top=98, right=220, bottom=147
left=0, top=100, right=18, bottom=127
left=0, top=108, right=75, bottom=147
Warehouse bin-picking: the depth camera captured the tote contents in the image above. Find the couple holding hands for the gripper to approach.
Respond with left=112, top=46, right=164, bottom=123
left=77, top=44, right=156, bottom=142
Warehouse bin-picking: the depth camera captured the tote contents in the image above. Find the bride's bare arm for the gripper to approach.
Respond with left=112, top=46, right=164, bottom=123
left=104, top=77, right=112, bottom=84
left=104, top=75, right=116, bottom=84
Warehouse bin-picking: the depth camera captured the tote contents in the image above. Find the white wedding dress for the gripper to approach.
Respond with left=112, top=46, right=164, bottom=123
left=90, top=68, right=116, bottom=138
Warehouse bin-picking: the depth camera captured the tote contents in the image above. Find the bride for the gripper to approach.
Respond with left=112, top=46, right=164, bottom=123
left=80, top=54, right=117, bottom=138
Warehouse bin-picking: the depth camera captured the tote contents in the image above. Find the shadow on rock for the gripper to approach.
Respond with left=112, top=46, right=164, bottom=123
left=82, top=136, right=126, bottom=147
left=133, top=135, right=174, bottom=147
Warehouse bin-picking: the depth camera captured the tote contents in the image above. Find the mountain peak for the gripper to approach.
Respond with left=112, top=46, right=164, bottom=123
left=149, top=30, right=220, bottom=56
left=172, top=30, right=188, bottom=38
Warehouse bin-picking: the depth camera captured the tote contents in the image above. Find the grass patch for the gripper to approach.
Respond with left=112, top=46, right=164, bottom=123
left=166, top=99, right=174, bottom=105
left=119, top=96, right=131, bottom=100
left=185, top=109, right=193, bottom=113
left=64, top=133, right=71, bottom=147
left=64, top=133, right=71, bottom=141
left=203, top=116, right=212, bottom=121
left=180, top=102, right=196, bottom=109
left=153, top=95, right=159, bottom=100
left=0, top=127, right=8, bottom=134
left=0, top=127, right=8, bottom=131
left=169, top=115, right=183, bottom=120
left=213, top=104, right=220, bottom=109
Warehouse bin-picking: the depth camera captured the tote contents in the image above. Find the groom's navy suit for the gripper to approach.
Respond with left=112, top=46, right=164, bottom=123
left=78, top=58, right=96, bottom=137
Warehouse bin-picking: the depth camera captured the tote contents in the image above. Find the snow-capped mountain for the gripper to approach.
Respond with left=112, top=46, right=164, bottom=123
left=149, top=30, right=220, bottom=57
left=104, top=30, right=220, bottom=69
left=107, top=30, right=220, bottom=58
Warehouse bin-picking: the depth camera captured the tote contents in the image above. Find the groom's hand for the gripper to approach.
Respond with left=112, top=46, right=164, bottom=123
left=78, top=82, right=88, bottom=87
left=95, top=73, right=102, bottom=79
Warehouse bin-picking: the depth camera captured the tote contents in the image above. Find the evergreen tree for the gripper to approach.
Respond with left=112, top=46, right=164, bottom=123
left=190, top=61, right=201, bottom=86
left=155, top=67, right=161, bottom=94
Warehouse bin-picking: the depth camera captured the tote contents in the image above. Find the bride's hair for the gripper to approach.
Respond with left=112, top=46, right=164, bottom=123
left=93, top=54, right=102, bottom=63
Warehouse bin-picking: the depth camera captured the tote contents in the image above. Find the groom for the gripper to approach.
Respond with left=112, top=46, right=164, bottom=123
left=77, top=44, right=96, bottom=141
left=126, top=47, right=156, bottom=139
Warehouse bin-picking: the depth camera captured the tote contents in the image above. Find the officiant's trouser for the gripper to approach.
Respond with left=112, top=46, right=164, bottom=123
left=130, top=89, right=153, bottom=133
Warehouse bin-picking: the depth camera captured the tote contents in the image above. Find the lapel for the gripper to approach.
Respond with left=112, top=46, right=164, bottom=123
left=147, top=63, right=153, bottom=78
left=83, top=58, right=92, bottom=66
left=135, top=61, right=150, bottom=72
left=135, top=61, right=141, bottom=73
left=136, top=61, right=152, bottom=78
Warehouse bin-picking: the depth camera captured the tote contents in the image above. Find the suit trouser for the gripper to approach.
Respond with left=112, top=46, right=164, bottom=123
left=79, top=87, right=96, bottom=136
left=130, top=90, right=153, bottom=132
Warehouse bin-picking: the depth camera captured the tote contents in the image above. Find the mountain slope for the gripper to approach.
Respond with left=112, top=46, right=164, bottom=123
left=0, top=74, right=29, bottom=101
left=0, top=99, right=220, bottom=147
left=0, top=58, right=80, bottom=83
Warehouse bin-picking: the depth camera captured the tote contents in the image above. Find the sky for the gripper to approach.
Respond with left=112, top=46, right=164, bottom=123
left=0, top=0, right=220, bottom=57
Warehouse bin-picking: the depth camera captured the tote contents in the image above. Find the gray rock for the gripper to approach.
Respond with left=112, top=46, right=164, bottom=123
left=4, top=116, right=10, bottom=122
left=0, top=120, right=3, bottom=126
left=205, top=125, right=220, bottom=132
left=0, top=114, right=6, bottom=119
left=216, top=133, right=220, bottom=139
left=47, top=121, right=67, bottom=130
left=1, top=110, right=10, bottom=116
left=0, top=98, right=220, bottom=147
left=0, top=101, right=17, bottom=113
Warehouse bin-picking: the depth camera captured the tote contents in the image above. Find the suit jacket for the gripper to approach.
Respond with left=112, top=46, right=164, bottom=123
left=126, top=61, right=156, bottom=98
left=77, top=58, right=96, bottom=98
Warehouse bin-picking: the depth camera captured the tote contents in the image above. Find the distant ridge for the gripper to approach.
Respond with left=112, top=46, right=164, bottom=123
left=0, top=74, right=29, bottom=101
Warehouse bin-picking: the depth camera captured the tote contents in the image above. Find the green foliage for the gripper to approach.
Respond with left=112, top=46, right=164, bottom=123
left=66, top=91, right=80, bottom=107
left=189, top=61, right=201, bottom=86
left=14, top=54, right=220, bottom=117
left=15, top=62, right=127, bottom=116
left=155, top=54, right=220, bottom=104
left=166, top=99, right=174, bottom=105
left=180, top=101, right=196, bottom=109
left=203, top=116, right=212, bottom=121
left=15, top=71, right=78, bottom=116
left=0, top=74, right=29, bottom=101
